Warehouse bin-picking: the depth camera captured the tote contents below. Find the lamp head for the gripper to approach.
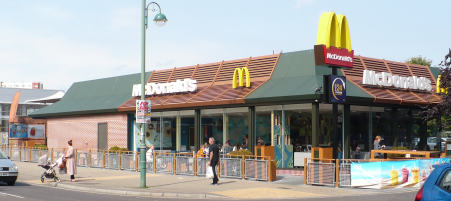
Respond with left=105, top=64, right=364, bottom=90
left=153, top=13, right=167, bottom=27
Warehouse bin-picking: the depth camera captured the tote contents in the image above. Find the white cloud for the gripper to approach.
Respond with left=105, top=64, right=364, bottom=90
left=297, top=0, right=315, bottom=8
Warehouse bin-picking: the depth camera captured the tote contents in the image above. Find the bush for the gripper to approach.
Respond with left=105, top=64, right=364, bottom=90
left=229, top=149, right=253, bottom=156
left=387, top=146, right=409, bottom=158
left=34, top=144, right=48, bottom=150
left=109, top=146, right=128, bottom=152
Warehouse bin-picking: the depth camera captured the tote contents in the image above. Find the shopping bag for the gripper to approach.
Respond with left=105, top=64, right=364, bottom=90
left=206, top=166, right=213, bottom=179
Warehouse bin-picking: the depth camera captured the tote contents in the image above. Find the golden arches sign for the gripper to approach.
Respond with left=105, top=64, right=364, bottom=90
left=232, top=67, right=250, bottom=88
left=437, top=75, right=448, bottom=94
left=316, top=12, right=352, bottom=53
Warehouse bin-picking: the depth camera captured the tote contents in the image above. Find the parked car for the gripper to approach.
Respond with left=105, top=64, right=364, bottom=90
left=415, top=163, right=451, bottom=201
left=0, top=150, right=18, bottom=185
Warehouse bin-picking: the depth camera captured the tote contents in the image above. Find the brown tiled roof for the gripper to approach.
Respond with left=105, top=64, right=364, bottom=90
left=118, top=54, right=281, bottom=111
left=342, top=56, right=441, bottom=105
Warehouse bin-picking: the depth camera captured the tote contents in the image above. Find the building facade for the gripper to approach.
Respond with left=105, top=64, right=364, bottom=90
left=31, top=49, right=442, bottom=168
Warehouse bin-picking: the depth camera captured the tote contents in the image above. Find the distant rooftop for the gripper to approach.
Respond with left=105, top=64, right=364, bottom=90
left=0, top=88, right=64, bottom=104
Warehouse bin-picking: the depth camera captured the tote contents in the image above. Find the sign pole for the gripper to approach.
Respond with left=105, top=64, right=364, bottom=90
left=332, top=67, right=339, bottom=159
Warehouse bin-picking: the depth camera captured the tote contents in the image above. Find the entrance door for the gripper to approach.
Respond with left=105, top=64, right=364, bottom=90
left=98, top=123, right=108, bottom=150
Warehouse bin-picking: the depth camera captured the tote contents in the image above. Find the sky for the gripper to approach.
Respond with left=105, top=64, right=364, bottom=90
left=0, top=0, right=450, bottom=91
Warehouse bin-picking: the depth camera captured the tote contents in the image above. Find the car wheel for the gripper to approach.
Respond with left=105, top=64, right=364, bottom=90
left=7, top=180, right=16, bottom=186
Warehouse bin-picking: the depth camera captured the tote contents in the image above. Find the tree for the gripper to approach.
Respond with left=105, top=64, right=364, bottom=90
left=407, top=56, right=433, bottom=66
left=420, top=49, right=451, bottom=151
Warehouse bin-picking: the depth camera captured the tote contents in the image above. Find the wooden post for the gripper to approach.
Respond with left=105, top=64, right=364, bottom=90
left=242, top=155, right=245, bottom=180
left=370, top=150, right=375, bottom=159
left=335, top=159, right=340, bottom=187
left=153, top=152, right=157, bottom=173
left=136, top=151, right=139, bottom=172
left=118, top=151, right=122, bottom=170
left=426, top=152, right=430, bottom=159
left=173, top=153, right=176, bottom=175
left=88, top=150, right=91, bottom=168
left=102, top=150, right=106, bottom=168
left=74, top=149, right=78, bottom=166
left=51, top=148, right=54, bottom=162
left=194, top=155, right=197, bottom=176
left=304, top=157, right=308, bottom=184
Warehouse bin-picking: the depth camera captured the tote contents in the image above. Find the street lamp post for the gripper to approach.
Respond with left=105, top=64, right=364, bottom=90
left=140, top=0, right=167, bottom=188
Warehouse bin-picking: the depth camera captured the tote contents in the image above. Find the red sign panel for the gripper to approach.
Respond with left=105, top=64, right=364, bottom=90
left=314, top=45, right=354, bottom=68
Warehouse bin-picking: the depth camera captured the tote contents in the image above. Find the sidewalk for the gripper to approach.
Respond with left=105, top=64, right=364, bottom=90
left=16, top=161, right=412, bottom=200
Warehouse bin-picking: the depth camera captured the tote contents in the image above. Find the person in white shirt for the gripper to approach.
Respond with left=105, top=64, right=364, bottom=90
left=146, top=144, right=154, bottom=162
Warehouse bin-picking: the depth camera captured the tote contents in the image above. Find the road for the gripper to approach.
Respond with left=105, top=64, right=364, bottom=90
left=0, top=181, right=417, bottom=201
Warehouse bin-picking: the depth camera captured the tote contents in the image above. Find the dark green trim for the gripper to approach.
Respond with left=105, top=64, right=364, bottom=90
left=194, top=109, right=200, bottom=151
left=248, top=106, right=256, bottom=153
left=312, top=103, right=320, bottom=147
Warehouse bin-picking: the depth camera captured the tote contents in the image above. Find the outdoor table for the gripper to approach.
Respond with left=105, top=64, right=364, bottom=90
left=370, top=149, right=441, bottom=159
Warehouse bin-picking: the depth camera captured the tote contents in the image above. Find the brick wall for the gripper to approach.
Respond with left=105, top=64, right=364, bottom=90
left=47, top=113, right=128, bottom=150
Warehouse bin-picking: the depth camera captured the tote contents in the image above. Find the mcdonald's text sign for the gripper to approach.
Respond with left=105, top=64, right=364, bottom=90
left=314, top=12, right=354, bottom=68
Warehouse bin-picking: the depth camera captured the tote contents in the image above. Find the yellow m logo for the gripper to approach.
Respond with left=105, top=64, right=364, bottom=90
left=437, top=75, right=448, bottom=94
left=316, top=12, right=352, bottom=52
left=232, top=67, right=250, bottom=88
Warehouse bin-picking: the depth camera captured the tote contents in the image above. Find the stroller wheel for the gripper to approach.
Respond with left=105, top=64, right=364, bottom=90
left=41, top=176, right=45, bottom=183
left=54, top=177, right=60, bottom=183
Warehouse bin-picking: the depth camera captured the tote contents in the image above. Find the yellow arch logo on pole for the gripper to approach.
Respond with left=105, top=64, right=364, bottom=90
left=232, top=67, right=250, bottom=88
left=316, top=12, right=352, bottom=52
left=437, top=75, right=448, bottom=94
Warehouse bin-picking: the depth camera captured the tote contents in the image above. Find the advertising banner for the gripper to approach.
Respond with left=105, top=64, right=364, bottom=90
left=9, top=124, right=28, bottom=138
left=27, top=125, right=46, bottom=139
left=136, top=100, right=151, bottom=124
left=351, top=158, right=450, bottom=189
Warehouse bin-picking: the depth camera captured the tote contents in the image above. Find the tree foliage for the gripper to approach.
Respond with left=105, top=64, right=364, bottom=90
left=407, top=56, right=433, bottom=66
left=420, top=49, right=451, bottom=130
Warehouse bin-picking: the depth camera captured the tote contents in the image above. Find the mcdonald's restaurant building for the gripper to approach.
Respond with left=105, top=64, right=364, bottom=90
left=30, top=48, right=442, bottom=169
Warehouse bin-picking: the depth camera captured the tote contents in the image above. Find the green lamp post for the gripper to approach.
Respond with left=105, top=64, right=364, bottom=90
left=140, top=0, right=167, bottom=188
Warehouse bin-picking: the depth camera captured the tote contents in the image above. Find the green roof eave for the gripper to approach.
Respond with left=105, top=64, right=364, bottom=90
left=30, top=72, right=151, bottom=118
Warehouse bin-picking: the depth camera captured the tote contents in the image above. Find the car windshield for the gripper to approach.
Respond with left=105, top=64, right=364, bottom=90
left=0, top=151, right=7, bottom=159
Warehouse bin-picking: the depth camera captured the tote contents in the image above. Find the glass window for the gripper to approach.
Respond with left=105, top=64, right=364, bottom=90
left=201, top=109, right=224, bottom=147
left=256, top=111, right=271, bottom=146
left=226, top=108, right=248, bottom=149
left=439, top=170, right=451, bottom=193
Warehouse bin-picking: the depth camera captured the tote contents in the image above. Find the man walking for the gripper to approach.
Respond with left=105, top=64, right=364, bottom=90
left=208, top=137, right=219, bottom=185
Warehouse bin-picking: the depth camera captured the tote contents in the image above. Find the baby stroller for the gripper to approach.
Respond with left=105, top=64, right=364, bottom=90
left=38, top=154, right=62, bottom=183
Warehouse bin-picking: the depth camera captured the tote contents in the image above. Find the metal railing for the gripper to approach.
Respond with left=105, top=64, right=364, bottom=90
left=245, top=159, right=268, bottom=181
left=220, top=158, right=242, bottom=178
left=176, top=154, right=195, bottom=175
left=306, top=159, right=336, bottom=186
left=0, top=145, right=272, bottom=182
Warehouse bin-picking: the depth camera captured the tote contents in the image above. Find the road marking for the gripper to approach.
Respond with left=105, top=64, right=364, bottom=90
left=0, top=192, right=24, bottom=199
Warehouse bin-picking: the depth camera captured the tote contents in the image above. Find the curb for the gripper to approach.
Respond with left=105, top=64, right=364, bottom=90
left=47, top=182, right=227, bottom=199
